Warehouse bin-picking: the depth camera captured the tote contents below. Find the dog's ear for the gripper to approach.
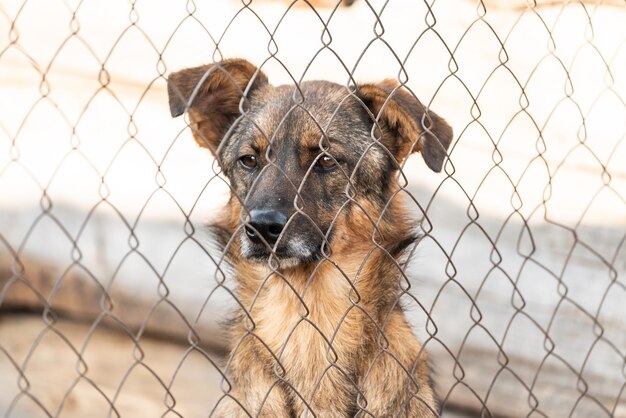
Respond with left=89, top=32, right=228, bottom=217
left=357, top=80, right=453, bottom=172
left=167, top=59, right=269, bottom=153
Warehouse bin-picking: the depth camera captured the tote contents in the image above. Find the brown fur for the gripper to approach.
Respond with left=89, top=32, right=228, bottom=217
left=168, top=59, right=453, bottom=417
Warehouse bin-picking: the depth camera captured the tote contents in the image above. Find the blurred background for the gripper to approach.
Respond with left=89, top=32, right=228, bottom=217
left=1, top=0, right=625, bottom=417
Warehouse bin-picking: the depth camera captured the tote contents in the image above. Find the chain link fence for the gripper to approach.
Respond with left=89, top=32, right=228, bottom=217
left=1, top=0, right=625, bottom=417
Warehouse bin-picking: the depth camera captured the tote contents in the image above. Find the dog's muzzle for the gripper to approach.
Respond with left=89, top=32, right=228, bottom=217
left=241, top=209, right=322, bottom=267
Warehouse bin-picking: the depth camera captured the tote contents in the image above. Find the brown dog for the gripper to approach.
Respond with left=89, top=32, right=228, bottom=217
left=167, top=59, right=452, bottom=417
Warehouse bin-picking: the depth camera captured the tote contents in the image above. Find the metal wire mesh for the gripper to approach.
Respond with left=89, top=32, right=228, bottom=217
left=1, top=0, right=625, bottom=417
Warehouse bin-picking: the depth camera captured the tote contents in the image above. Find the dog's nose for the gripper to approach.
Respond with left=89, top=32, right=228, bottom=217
left=245, top=209, right=288, bottom=245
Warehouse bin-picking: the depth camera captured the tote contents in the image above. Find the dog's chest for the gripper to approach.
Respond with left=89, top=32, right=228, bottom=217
left=252, top=273, right=364, bottom=393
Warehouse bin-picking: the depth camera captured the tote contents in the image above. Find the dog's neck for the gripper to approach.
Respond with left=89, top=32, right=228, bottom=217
left=231, top=244, right=407, bottom=326
left=235, top=230, right=416, bottom=320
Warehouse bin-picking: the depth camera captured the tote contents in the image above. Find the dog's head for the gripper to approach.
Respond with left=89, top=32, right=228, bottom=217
left=168, top=59, right=452, bottom=269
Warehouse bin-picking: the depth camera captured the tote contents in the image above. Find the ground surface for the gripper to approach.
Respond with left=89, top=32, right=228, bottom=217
left=0, top=314, right=224, bottom=418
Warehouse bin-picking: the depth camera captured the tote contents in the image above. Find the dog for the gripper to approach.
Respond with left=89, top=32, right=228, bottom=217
left=167, top=58, right=452, bottom=417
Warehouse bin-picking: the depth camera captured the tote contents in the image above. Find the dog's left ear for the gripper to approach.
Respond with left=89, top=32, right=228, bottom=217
left=357, top=80, right=453, bottom=172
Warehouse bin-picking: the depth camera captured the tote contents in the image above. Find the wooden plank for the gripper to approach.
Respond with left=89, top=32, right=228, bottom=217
left=0, top=315, right=224, bottom=418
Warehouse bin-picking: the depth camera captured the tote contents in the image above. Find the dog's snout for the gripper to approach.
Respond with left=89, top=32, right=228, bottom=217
left=245, top=209, right=288, bottom=245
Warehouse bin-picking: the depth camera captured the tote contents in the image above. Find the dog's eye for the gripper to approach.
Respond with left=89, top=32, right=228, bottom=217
left=239, top=155, right=258, bottom=170
left=316, top=155, right=337, bottom=171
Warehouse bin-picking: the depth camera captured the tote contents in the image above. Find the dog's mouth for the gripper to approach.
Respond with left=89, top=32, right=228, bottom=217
left=239, top=231, right=324, bottom=269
